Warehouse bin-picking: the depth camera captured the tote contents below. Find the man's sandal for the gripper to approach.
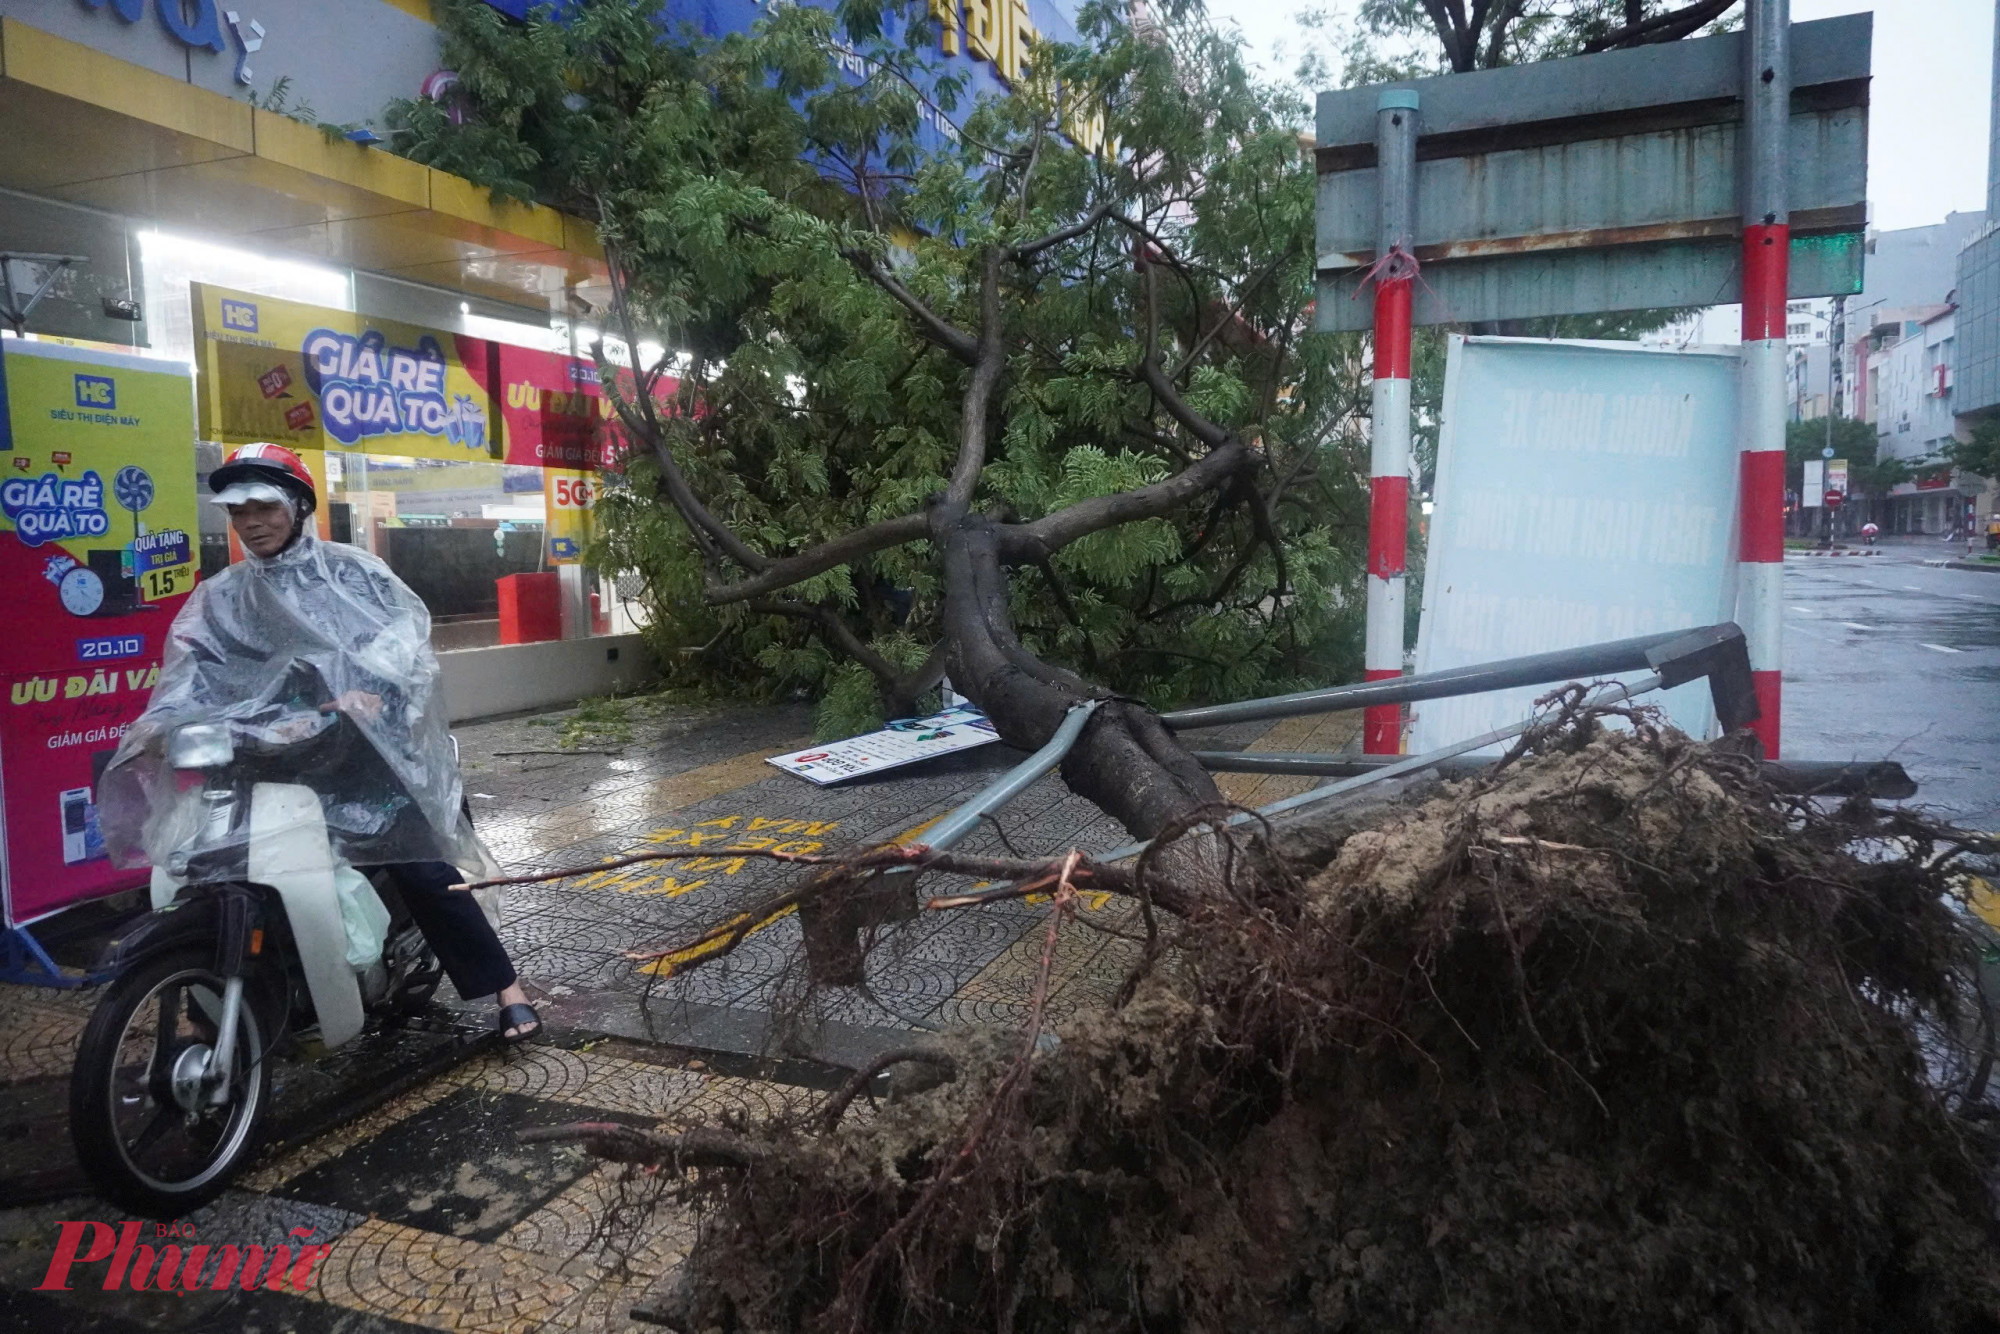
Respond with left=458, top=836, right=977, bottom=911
left=496, top=1001, right=541, bottom=1045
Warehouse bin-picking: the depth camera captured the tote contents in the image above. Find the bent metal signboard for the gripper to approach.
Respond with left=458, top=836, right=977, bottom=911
left=1412, top=336, right=1740, bottom=755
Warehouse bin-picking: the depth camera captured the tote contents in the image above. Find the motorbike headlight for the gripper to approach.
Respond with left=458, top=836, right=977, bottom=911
left=167, top=723, right=235, bottom=771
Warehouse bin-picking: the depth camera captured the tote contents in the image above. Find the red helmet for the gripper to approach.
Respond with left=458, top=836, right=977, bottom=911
left=210, top=443, right=316, bottom=510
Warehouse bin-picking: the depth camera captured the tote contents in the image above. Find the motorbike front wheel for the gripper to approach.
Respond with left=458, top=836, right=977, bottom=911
left=70, top=945, right=277, bottom=1216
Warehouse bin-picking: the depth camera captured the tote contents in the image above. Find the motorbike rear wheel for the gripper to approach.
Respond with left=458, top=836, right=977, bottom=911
left=70, top=945, right=277, bottom=1216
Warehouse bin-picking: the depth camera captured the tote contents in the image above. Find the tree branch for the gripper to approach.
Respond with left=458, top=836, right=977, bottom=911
left=752, top=598, right=903, bottom=687
left=1419, top=0, right=1471, bottom=70
left=1140, top=348, right=1231, bottom=451
left=1017, top=436, right=1253, bottom=556
left=705, top=513, right=930, bottom=604
left=1009, top=202, right=1113, bottom=264
left=944, top=249, right=1006, bottom=513
left=1171, top=255, right=1285, bottom=382
left=844, top=248, right=979, bottom=365
left=1583, top=0, right=1736, bottom=50
left=596, top=249, right=772, bottom=575
left=1482, top=0, right=1526, bottom=67
left=888, top=643, right=949, bottom=718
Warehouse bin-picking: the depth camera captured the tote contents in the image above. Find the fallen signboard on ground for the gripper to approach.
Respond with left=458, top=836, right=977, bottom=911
left=767, top=704, right=1001, bottom=785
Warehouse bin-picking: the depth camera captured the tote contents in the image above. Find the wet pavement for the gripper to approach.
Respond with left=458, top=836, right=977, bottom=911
left=0, top=688, right=1347, bottom=1333
left=1780, top=542, right=2000, bottom=831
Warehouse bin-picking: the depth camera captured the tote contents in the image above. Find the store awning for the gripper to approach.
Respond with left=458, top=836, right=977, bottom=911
left=0, top=18, right=608, bottom=315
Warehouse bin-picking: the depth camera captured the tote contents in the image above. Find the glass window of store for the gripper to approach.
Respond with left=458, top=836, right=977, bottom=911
left=141, top=232, right=636, bottom=650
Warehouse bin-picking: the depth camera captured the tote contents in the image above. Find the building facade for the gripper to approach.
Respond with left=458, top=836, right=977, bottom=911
left=0, top=0, right=1070, bottom=690
left=1951, top=0, right=2000, bottom=534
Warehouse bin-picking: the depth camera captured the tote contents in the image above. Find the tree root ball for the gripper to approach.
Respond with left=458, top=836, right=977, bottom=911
left=646, top=726, right=2000, bottom=1333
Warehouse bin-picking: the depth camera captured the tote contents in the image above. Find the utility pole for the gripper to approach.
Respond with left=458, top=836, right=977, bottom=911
left=1364, top=88, right=1418, bottom=755
left=1738, top=0, right=1789, bottom=758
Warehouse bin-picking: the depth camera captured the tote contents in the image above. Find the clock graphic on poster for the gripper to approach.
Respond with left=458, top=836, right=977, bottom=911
left=59, top=566, right=105, bottom=616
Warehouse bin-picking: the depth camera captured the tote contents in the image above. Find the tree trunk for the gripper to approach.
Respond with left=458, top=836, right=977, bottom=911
left=937, top=515, right=1223, bottom=842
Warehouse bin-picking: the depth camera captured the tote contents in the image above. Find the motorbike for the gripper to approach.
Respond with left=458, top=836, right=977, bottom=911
left=68, top=693, right=459, bottom=1216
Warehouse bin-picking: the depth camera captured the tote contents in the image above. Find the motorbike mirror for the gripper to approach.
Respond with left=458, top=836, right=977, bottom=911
left=167, top=723, right=236, bottom=771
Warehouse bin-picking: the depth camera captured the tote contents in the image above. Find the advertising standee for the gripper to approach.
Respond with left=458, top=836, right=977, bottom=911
left=0, top=341, right=198, bottom=926
left=768, top=705, right=1001, bottom=784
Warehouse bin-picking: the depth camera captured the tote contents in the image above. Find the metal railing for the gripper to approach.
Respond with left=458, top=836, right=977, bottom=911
left=1159, top=623, right=1758, bottom=734
left=906, top=622, right=1842, bottom=867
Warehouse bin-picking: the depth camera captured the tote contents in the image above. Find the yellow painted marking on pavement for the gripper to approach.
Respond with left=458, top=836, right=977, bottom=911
left=1970, top=876, right=2000, bottom=933
left=892, top=813, right=948, bottom=845
left=1023, top=888, right=1113, bottom=911
left=641, top=904, right=797, bottom=976
left=621, top=875, right=707, bottom=899
left=643, top=814, right=951, bottom=975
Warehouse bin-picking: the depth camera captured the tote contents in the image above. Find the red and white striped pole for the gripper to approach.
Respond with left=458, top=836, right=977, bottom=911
left=1365, top=88, right=1419, bottom=755
left=1738, top=0, right=1789, bottom=756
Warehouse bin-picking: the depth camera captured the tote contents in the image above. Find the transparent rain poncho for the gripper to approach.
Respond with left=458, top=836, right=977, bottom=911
left=100, top=525, right=486, bottom=875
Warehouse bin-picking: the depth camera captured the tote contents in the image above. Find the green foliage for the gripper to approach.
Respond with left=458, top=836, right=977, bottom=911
left=1783, top=416, right=1913, bottom=497
left=1943, top=418, right=2000, bottom=483
left=397, top=0, right=1370, bottom=736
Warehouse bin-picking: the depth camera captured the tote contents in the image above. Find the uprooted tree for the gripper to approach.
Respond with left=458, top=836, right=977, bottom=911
left=487, top=709, right=2000, bottom=1332
left=393, top=0, right=1370, bottom=846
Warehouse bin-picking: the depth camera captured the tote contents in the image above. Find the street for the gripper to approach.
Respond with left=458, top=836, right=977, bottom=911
left=1781, top=544, right=2000, bottom=831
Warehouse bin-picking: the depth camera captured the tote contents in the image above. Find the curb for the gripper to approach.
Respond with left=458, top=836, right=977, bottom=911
left=1790, top=548, right=1882, bottom=557
left=1943, top=560, right=2000, bottom=574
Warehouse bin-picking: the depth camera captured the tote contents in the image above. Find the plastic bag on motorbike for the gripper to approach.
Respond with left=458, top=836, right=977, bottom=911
left=335, top=864, right=391, bottom=969
left=99, top=527, right=487, bottom=875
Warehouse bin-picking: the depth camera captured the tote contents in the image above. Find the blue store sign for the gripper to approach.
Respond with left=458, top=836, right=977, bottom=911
left=80, top=0, right=268, bottom=85
left=472, top=0, right=1091, bottom=155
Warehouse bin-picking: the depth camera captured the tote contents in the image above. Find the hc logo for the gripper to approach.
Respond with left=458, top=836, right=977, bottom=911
left=220, top=300, right=259, bottom=333
left=73, top=375, right=116, bottom=411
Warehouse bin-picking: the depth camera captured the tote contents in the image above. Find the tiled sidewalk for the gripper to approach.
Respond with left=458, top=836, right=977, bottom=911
left=1, top=692, right=1354, bottom=1332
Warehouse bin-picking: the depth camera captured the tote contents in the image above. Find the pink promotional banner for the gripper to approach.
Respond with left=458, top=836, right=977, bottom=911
left=460, top=342, right=677, bottom=473
left=0, top=341, right=200, bottom=927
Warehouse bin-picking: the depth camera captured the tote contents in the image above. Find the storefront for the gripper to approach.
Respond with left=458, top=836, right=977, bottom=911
left=0, top=4, right=642, bottom=936
left=0, top=0, right=1081, bottom=935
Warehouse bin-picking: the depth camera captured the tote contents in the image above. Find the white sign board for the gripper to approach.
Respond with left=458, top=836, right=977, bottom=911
left=768, top=704, right=1001, bottom=785
left=1413, top=336, right=1740, bottom=753
left=1803, top=459, right=1824, bottom=508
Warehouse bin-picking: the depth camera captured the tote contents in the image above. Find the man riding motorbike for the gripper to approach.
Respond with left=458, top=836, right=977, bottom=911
left=101, top=443, right=540, bottom=1043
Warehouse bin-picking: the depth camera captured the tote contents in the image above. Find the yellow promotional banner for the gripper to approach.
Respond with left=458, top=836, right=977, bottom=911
left=543, top=468, right=595, bottom=564
left=191, top=282, right=500, bottom=464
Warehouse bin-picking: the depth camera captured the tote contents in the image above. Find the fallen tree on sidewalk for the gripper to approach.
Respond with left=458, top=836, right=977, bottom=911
left=530, top=711, right=2000, bottom=1333
left=393, top=0, right=1369, bottom=860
